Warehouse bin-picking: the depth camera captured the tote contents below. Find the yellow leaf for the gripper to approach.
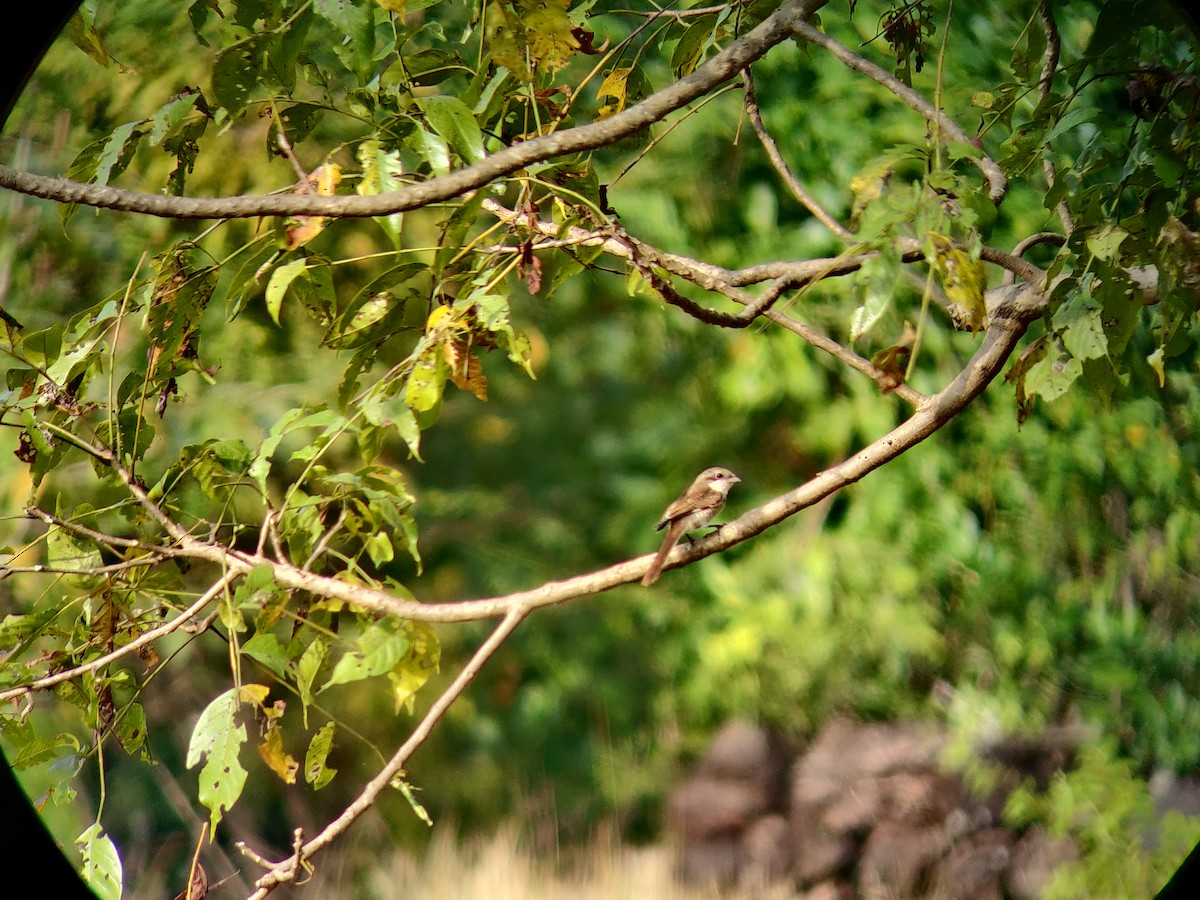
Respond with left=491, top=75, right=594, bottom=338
left=283, top=164, right=342, bottom=250
left=928, top=232, right=987, bottom=332
left=312, top=163, right=342, bottom=196
left=596, top=67, right=632, bottom=119
left=490, top=0, right=580, bottom=76
left=284, top=217, right=327, bottom=250
left=258, top=726, right=299, bottom=784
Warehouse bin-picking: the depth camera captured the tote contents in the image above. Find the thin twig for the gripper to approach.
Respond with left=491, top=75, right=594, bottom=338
left=0, top=574, right=232, bottom=703
left=246, top=607, right=528, bottom=895
left=1037, top=0, right=1073, bottom=233
left=794, top=20, right=1007, bottom=203
left=740, top=68, right=855, bottom=241
left=0, top=0, right=830, bottom=221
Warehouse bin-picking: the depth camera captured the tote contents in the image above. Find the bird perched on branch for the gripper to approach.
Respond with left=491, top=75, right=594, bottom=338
left=642, top=467, right=741, bottom=586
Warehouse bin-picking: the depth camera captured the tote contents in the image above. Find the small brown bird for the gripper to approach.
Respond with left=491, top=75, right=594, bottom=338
left=642, top=467, right=741, bottom=586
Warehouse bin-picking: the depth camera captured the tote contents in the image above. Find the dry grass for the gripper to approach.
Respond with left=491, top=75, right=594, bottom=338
left=366, top=827, right=703, bottom=900
left=300, top=823, right=799, bottom=900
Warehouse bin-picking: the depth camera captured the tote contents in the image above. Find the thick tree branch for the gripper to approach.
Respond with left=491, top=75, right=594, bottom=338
left=0, top=0, right=828, bottom=221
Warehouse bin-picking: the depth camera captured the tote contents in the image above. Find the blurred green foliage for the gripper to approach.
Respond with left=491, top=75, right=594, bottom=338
left=1, top=0, right=1199, bottom=896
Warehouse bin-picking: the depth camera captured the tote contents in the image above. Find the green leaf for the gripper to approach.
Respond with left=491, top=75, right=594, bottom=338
left=20, top=325, right=63, bottom=370
left=1053, top=279, right=1108, bottom=362
left=242, top=632, right=290, bottom=678
left=47, top=524, right=103, bottom=582
left=388, top=620, right=439, bottom=713
left=186, top=685, right=269, bottom=831
left=418, top=95, right=486, bottom=164
left=295, top=637, right=328, bottom=724
left=324, top=622, right=410, bottom=689
left=405, top=347, right=447, bottom=413
left=360, top=387, right=422, bottom=458
left=76, top=824, right=123, bottom=900
left=1025, top=349, right=1083, bottom=402
left=147, top=90, right=202, bottom=147
left=114, top=702, right=149, bottom=758
left=356, top=138, right=406, bottom=247
left=408, top=126, right=451, bottom=176
left=265, top=258, right=308, bottom=325
left=671, top=15, right=718, bottom=77
left=315, top=0, right=377, bottom=77
left=850, top=252, right=897, bottom=342
left=365, top=530, right=394, bottom=566
left=1087, top=225, right=1129, bottom=262
left=305, top=721, right=338, bottom=789
left=211, top=39, right=266, bottom=119
left=95, top=121, right=145, bottom=186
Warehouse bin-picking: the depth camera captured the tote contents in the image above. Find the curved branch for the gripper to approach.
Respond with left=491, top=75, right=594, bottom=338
left=794, top=21, right=1008, bottom=203
left=0, top=0, right=828, bottom=221
left=1037, top=0, right=1073, bottom=233
left=740, top=68, right=856, bottom=242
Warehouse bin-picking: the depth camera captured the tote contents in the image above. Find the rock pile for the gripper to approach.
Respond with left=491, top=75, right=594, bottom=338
left=668, top=718, right=1081, bottom=898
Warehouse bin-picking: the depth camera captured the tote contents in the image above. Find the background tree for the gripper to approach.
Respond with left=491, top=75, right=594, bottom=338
left=1, top=0, right=1199, bottom=897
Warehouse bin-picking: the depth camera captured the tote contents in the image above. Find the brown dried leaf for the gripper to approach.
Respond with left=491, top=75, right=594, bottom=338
left=445, top=339, right=488, bottom=401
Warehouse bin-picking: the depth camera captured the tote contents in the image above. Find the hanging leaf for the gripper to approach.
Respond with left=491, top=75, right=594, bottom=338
left=418, top=95, right=486, bottom=164
left=76, top=824, right=123, bottom=900
left=186, top=685, right=270, bottom=831
left=357, top=138, right=405, bottom=246
left=928, top=232, right=987, bottom=332
left=265, top=259, right=309, bottom=324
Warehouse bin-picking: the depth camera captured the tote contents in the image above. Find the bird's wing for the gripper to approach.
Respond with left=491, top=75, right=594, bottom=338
left=655, top=486, right=722, bottom=530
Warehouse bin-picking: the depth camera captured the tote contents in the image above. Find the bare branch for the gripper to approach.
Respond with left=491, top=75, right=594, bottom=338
left=793, top=20, right=1008, bottom=203
left=246, top=607, right=528, bottom=896
left=741, top=68, right=856, bottom=242
left=0, top=0, right=829, bottom=221
left=1037, top=0, right=1073, bottom=233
